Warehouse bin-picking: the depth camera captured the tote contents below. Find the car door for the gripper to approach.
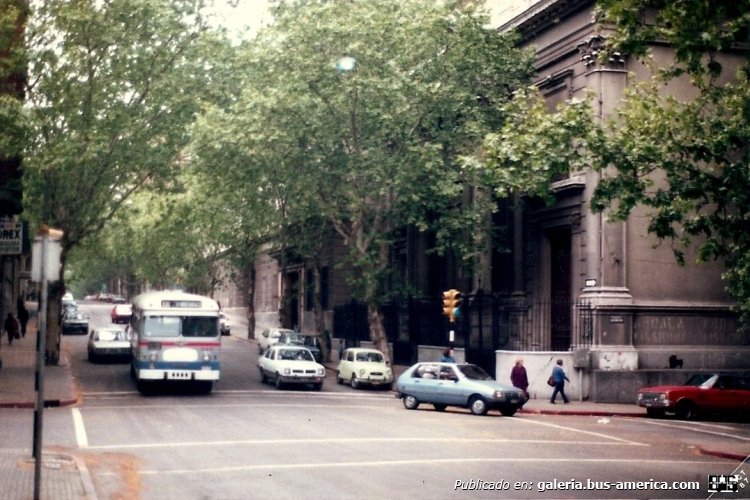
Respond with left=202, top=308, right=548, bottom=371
left=339, top=349, right=352, bottom=380
left=406, top=364, right=441, bottom=402
left=436, top=365, right=464, bottom=405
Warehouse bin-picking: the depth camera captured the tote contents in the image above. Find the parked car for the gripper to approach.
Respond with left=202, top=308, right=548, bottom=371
left=62, top=310, right=89, bottom=335
left=337, top=348, right=393, bottom=389
left=219, top=312, right=230, bottom=336
left=637, top=372, right=750, bottom=420
left=112, top=295, right=127, bottom=304
left=276, top=332, right=323, bottom=363
left=111, top=304, right=132, bottom=324
left=395, top=362, right=528, bottom=416
left=87, top=327, right=131, bottom=362
left=258, top=345, right=325, bottom=390
left=258, top=328, right=294, bottom=354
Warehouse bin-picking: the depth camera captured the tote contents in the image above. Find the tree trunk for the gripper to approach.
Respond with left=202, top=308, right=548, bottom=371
left=367, top=303, right=391, bottom=364
left=45, top=281, right=65, bottom=365
left=244, top=264, right=256, bottom=339
left=311, top=265, right=330, bottom=361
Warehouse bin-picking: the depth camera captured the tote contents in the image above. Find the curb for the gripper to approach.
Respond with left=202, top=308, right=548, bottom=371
left=0, top=397, right=79, bottom=409
left=519, top=407, right=644, bottom=418
left=697, top=448, right=749, bottom=462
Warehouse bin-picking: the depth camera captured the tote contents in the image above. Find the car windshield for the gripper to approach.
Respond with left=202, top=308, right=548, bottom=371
left=279, top=348, right=313, bottom=361
left=356, top=352, right=383, bottom=363
left=143, top=316, right=218, bottom=338
left=684, top=373, right=717, bottom=387
left=304, top=336, right=321, bottom=348
left=458, top=364, right=492, bottom=380
left=97, top=330, right=126, bottom=341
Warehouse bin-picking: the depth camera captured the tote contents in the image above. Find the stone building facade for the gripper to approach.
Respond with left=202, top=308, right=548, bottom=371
left=249, top=0, right=749, bottom=401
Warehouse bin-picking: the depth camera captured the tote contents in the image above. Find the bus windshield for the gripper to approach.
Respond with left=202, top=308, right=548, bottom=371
left=143, top=316, right=218, bottom=338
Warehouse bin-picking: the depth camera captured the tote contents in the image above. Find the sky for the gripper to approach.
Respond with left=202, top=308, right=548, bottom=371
left=207, top=0, right=542, bottom=41
left=209, top=0, right=273, bottom=40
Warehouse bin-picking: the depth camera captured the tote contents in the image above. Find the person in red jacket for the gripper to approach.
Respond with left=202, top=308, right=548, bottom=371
left=510, top=358, right=529, bottom=400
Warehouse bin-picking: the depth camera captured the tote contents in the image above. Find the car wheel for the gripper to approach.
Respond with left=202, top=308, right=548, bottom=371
left=469, top=395, right=488, bottom=416
left=350, top=374, right=360, bottom=389
left=675, top=400, right=696, bottom=420
left=313, top=383, right=323, bottom=391
left=403, top=394, right=419, bottom=410
left=259, top=367, right=268, bottom=384
left=646, top=408, right=665, bottom=418
left=500, top=407, right=517, bottom=417
left=336, top=372, right=343, bottom=384
left=258, top=345, right=263, bottom=355
left=275, top=372, right=284, bottom=389
left=87, top=349, right=94, bottom=362
left=433, top=403, right=447, bottom=412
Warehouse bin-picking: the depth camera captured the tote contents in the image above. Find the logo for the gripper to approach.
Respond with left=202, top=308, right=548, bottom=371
left=708, top=475, right=738, bottom=493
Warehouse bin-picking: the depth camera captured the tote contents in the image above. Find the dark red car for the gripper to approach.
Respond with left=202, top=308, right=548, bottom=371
left=637, top=373, right=750, bottom=420
left=111, top=303, right=132, bottom=324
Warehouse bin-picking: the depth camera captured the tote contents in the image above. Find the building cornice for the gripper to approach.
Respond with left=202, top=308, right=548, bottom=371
left=498, top=0, right=595, bottom=41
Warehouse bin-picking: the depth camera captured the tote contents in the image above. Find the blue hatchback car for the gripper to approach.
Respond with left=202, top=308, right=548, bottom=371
left=395, top=362, right=528, bottom=416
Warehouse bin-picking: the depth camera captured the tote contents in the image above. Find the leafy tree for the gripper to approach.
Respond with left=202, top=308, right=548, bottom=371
left=193, top=0, right=535, bottom=358
left=468, top=1, right=750, bottom=326
left=21, top=0, right=231, bottom=363
left=591, top=1, right=750, bottom=324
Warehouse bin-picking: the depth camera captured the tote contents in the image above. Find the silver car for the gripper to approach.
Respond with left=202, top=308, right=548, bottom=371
left=87, top=327, right=131, bottom=362
left=395, top=362, right=528, bottom=416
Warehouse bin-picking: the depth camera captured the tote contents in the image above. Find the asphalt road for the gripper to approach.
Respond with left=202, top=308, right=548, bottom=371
left=8, top=302, right=749, bottom=499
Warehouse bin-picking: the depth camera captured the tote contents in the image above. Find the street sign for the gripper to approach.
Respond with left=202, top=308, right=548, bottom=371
left=0, top=221, right=22, bottom=255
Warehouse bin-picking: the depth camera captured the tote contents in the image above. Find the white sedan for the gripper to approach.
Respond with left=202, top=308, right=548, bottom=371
left=87, top=327, right=130, bottom=362
left=337, top=347, right=393, bottom=389
left=258, top=345, right=326, bottom=390
left=258, top=327, right=294, bottom=353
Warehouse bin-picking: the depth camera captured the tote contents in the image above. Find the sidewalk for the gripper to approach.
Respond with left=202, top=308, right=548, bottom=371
left=0, top=315, right=94, bottom=500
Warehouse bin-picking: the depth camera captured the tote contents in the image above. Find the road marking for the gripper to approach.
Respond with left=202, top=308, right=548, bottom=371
left=139, top=457, right=728, bottom=475
left=82, top=403, right=397, bottom=411
left=87, top=436, right=644, bottom=451
left=82, top=389, right=392, bottom=398
left=71, top=407, right=88, bottom=448
left=514, top=415, right=647, bottom=446
left=642, top=419, right=750, bottom=441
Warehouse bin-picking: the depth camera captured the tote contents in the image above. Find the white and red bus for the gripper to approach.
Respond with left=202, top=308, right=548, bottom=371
left=129, top=291, right=220, bottom=393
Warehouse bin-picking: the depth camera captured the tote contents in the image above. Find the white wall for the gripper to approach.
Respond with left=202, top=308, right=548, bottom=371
left=496, top=350, right=587, bottom=401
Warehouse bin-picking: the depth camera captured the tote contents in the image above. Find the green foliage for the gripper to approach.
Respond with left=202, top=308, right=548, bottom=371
left=592, top=0, right=750, bottom=326
left=22, top=0, right=228, bottom=252
left=192, top=0, right=534, bottom=307
left=463, top=86, right=596, bottom=204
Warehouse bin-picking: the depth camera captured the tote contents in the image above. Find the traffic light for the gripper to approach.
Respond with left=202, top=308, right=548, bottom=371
left=442, top=289, right=461, bottom=323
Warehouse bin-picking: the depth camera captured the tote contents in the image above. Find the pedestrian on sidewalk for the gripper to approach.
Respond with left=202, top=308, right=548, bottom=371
left=17, top=298, right=29, bottom=338
left=510, top=357, right=529, bottom=400
left=549, top=358, right=570, bottom=404
left=4, top=313, right=20, bottom=346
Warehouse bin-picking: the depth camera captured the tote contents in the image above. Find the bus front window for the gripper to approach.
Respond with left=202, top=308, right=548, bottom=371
left=182, top=316, right=219, bottom=337
left=144, top=316, right=180, bottom=338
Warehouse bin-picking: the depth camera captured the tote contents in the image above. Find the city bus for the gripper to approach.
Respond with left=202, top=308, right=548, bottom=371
left=129, top=290, right=221, bottom=394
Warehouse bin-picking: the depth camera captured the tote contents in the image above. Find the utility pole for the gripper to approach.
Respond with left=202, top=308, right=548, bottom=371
left=30, top=226, right=63, bottom=500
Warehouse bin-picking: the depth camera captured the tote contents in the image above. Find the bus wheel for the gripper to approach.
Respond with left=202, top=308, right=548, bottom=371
left=195, top=381, right=213, bottom=394
left=136, top=380, right=152, bottom=395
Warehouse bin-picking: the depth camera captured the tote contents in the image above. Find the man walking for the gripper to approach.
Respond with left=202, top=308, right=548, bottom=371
left=550, top=358, right=570, bottom=404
